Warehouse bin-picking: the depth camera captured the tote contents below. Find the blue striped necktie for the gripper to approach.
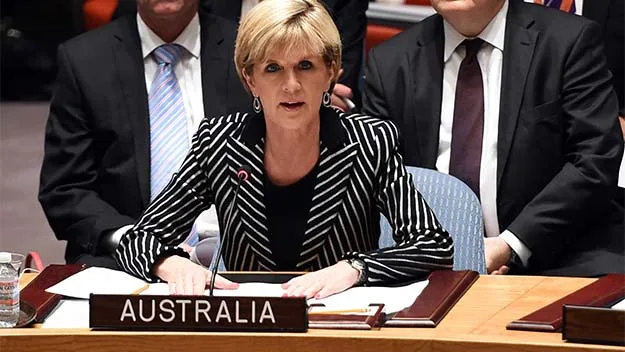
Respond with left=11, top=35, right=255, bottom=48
left=149, top=43, right=189, bottom=201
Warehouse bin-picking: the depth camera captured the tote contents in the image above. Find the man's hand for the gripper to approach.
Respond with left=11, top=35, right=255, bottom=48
left=330, top=69, right=355, bottom=112
left=281, top=261, right=360, bottom=299
left=619, top=115, right=625, bottom=139
left=485, top=237, right=512, bottom=274
left=331, top=83, right=354, bottom=112
left=154, top=255, right=238, bottom=295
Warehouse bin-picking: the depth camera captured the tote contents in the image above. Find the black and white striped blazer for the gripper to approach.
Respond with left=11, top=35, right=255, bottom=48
left=115, top=107, right=454, bottom=285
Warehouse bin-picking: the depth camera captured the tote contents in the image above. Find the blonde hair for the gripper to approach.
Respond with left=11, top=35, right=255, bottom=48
left=234, top=0, right=342, bottom=92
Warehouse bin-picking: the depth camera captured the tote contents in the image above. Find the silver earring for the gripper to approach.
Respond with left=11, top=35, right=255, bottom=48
left=253, top=96, right=262, bottom=113
left=322, top=91, right=331, bottom=107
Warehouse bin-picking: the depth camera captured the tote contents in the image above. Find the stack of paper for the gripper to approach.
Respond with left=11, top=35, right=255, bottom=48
left=45, top=267, right=148, bottom=299
left=309, top=280, right=428, bottom=313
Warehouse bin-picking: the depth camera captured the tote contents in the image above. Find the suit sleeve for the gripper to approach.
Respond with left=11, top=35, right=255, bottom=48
left=115, top=120, right=213, bottom=281
left=362, top=47, right=391, bottom=120
left=38, top=44, right=136, bottom=259
left=343, top=121, right=454, bottom=285
left=331, top=0, right=368, bottom=108
left=507, top=22, right=624, bottom=266
left=604, top=0, right=624, bottom=116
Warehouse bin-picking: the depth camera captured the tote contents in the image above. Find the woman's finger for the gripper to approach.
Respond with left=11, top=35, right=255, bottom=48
left=193, top=271, right=206, bottom=295
left=288, top=280, right=311, bottom=297
left=315, top=286, right=333, bottom=299
left=183, top=271, right=195, bottom=295
left=168, top=280, right=177, bottom=295
left=175, top=271, right=186, bottom=295
left=214, top=274, right=239, bottom=289
left=302, top=283, right=323, bottom=299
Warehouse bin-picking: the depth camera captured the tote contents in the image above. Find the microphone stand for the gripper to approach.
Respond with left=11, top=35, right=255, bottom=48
left=209, top=166, right=250, bottom=296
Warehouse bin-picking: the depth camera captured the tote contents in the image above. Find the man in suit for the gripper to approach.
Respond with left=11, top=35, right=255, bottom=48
left=363, top=0, right=624, bottom=276
left=527, top=0, right=625, bottom=200
left=527, top=0, right=624, bottom=133
left=38, top=0, right=251, bottom=268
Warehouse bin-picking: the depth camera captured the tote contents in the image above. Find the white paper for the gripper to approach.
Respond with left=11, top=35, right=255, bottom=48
left=308, top=280, right=429, bottom=314
left=41, top=299, right=90, bottom=329
left=45, top=267, right=148, bottom=299
left=214, top=282, right=286, bottom=297
left=142, top=280, right=428, bottom=314
left=140, top=282, right=285, bottom=297
left=612, top=298, right=625, bottom=310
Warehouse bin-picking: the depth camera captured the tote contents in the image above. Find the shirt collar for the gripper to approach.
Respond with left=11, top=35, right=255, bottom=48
left=241, top=106, right=347, bottom=152
left=443, top=0, right=508, bottom=62
left=137, top=13, right=201, bottom=60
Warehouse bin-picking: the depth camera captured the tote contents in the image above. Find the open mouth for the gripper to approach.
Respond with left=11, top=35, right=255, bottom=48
left=280, top=102, right=305, bottom=110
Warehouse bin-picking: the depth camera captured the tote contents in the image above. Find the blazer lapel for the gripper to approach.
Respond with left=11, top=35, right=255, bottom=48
left=224, top=115, right=275, bottom=270
left=113, top=16, right=151, bottom=208
left=409, top=16, right=445, bottom=168
left=497, top=1, right=538, bottom=189
left=297, top=111, right=359, bottom=268
left=199, top=12, right=230, bottom=118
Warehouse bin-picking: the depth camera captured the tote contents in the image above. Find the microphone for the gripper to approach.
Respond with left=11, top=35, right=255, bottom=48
left=209, top=165, right=251, bottom=296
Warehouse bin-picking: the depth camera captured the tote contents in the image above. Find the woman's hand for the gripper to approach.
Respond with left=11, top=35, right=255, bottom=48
left=154, top=255, right=238, bottom=295
left=281, top=261, right=360, bottom=299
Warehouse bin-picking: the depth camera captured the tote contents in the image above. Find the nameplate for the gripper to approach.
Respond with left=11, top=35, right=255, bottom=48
left=89, top=294, right=308, bottom=332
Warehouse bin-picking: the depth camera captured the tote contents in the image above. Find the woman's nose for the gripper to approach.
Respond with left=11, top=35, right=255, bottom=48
left=282, top=71, right=301, bottom=93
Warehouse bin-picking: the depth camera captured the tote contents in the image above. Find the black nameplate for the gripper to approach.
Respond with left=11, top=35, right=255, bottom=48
left=89, top=294, right=308, bottom=332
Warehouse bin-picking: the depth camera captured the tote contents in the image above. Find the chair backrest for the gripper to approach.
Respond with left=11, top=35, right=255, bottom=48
left=379, top=166, right=486, bottom=274
left=83, top=0, right=118, bottom=30
left=365, top=24, right=403, bottom=55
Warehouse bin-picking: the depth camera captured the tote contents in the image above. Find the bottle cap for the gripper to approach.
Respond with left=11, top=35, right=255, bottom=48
left=0, top=252, right=11, bottom=263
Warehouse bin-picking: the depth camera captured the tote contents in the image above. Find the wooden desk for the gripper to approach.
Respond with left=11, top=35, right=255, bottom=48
left=2, top=274, right=622, bottom=352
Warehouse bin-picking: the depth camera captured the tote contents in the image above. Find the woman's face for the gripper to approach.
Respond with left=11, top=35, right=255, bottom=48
left=245, top=46, right=335, bottom=131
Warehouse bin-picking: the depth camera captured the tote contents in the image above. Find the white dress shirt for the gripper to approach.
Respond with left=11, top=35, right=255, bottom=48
left=110, top=14, right=219, bottom=249
left=138, top=13, right=204, bottom=139
left=523, top=0, right=583, bottom=15
left=436, top=0, right=531, bottom=267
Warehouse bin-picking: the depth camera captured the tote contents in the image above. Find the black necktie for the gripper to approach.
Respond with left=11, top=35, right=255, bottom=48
left=449, top=39, right=484, bottom=199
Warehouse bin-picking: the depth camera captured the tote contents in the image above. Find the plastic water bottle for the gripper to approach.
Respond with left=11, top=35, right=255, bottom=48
left=0, top=252, right=19, bottom=328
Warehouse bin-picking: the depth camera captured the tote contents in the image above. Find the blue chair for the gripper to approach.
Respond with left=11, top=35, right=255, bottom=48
left=379, top=166, right=486, bottom=274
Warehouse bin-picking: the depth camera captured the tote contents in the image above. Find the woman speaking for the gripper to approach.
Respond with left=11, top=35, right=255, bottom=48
left=115, top=0, right=453, bottom=298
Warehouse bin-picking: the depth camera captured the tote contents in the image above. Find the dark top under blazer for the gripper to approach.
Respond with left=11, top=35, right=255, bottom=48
left=363, top=0, right=624, bottom=276
left=115, top=107, right=454, bottom=284
left=38, top=11, right=251, bottom=263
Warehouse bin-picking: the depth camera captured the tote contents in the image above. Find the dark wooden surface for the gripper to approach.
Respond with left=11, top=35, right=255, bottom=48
left=387, top=270, right=479, bottom=327
left=507, top=273, right=625, bottom=332
left=19, top=263, right=85, bottom=322
left=562, top=305, right=625, bottom=346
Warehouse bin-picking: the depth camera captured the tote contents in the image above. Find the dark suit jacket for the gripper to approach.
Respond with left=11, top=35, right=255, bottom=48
left=38, top=11, right=251, bottom=264
left=363, top=0, right=624, bottom=276
left=115, top=107, right=454, bottom=283
left=204, top=0, right=368, bottom=107
left=583, top=0, right=624, bottom=115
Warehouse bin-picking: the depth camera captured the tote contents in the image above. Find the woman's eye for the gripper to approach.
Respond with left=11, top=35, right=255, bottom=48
left=265, top=63, right=280, bottom=73
left=299, top=61, right=313, bottom=70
